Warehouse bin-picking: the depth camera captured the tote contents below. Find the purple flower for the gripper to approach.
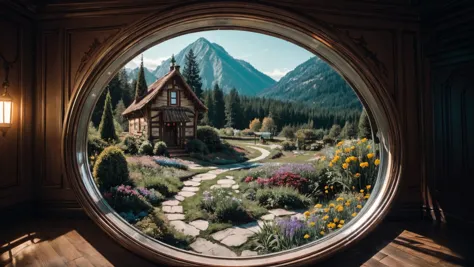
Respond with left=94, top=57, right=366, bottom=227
left=277, top=217, right=305, bottom=239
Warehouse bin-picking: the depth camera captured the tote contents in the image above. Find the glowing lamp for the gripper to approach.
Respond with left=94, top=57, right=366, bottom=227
left=0, top=81, right=12, bottom=136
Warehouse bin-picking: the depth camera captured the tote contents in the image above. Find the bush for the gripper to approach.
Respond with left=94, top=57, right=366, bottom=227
left=88, top=136, right=108, bottom=158
left=197, top=126, right=221, bottom=152
left=93, top=146, right=130, bottom=191
left=256, top=187, right=311, bottom=209
left=130, top=164, right=184, bottom=197
left=139, top=140, right=154, bottom=155
left=136, top=187, right=165, bottom=205
left=201, top=189, right=252, bottom=223
left=269, top=149, right=283, bottom=159
left=186, top=139, right=209, bottom=155
left=281, top=141, right=296, bottom=151
left=241, top=129, right=255, bottom=136
left=121, top=135, right=139, bottom=155
left=322, top=135, right=335, bottom=145
left=103, top=185, right=152, bottom=214
left=280, top=125, right=296, bottom=140
left=153, top=141, right=168, bottom=156
left=310, top=142, right=323, bottom=151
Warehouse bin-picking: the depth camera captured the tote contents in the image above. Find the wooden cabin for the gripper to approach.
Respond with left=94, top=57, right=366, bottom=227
left=122, top=63, right=207, bottom=147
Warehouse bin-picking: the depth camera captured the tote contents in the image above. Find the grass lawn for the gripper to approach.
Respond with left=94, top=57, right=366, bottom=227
left=261, top=150, right=324, bottom=163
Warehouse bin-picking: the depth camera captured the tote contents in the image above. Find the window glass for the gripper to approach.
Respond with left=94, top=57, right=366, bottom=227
left=171, top=91, right=177, bottom=105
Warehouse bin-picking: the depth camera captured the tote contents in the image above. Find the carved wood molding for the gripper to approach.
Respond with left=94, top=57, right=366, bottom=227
left=345, top=31, right=389, bottom=78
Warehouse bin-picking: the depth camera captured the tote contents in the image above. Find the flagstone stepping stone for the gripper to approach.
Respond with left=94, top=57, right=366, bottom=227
left=231, top=184, right=239, bottom=189
left=225, top=176, right=234, bottom=180
left=182, top=186, right=200, bottom=192
left=162, top=200, right=180, bottom=206
left=194, top=173, right=217, bottom=181
left=170, top=221, right=200, bottom=237
left=178, top=191, right=196, bottom=198
left=192, top=177, right=202, bottom=182
left=234, top=190, right=240, bottom=193
left=269, top=208, right=296, bottom=217
left=162, top=206, right=183, bottom=213
left=211, top=227, right=256, bottom=247
left=208, top=169, right=227, bottom=175
left=165, top=214, right=185, bottom=221
left=174, top=195, right=185, bottom=201
left=241, top=250, right=258, bottom=257
left=190, top=238, right=237, bottom=257
left=217, top=179, right=235, bottom=185
left=291, top=213, right=306, bottom=221
left=189, top=220, right=209, bottom=231
left=184, top=181, right=200, bottom=186
left=260, top=214, right=276, bottom=221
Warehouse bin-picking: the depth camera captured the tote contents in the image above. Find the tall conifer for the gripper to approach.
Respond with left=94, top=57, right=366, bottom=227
left=99, top=90, right=118, bottom=141
left=225, top=88, right=242, bottom=128
left=135, top=55, right=148, bottom=101
left=358, top=109, right=372, bottom=139
left=183, top=49, right=203, bottom=99
left=212, top=83, right=226, bottom=128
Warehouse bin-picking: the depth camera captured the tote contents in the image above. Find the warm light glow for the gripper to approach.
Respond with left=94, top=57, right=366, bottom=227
left=0, top=98, right=12, bottom=124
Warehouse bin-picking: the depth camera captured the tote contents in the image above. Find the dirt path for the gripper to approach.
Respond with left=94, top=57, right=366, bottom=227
left=246, top=146, right=270, bottom=162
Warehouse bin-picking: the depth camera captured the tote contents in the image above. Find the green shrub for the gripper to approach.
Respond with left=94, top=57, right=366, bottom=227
left=215, top=198, right=249, bottom=223
left=93, top=146, right=130, bottom=191
left=256, top=187, right=310, bottom=210
left=153, top=141, right=168, bottom=156
left=322, top=135, right=335, bottom=145
left=121, top=135, right=139, bottom=155
left=281, top=141, right=296, bottom=151
left=88, top=135, right=108, bottom=157
left=139, top=140, right=154, bottom=155
left=186, top=139, right=209, bottom=154
left=310, top=143, right=323, bottom=151
left=269, top=149, right=283, bottom=159
left=197, top=126, right=221, bottom=152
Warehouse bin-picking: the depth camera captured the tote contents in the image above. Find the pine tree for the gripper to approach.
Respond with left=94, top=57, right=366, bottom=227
left=358, top=109, right=372, bottom=139
left=212, top=83, right=226, bottom=128
left=99, top=90, right=118, bottom=141
left=182, top=49, right=203, bottom=99
left=328, top=124, right=342, bottom=139
left=201, top=90, right=214, bottom=126
left=135, top=55, right=148, bottom=101
left=114, top=100, right=128, bottom=131
left=341, top=121, right=356, bottom=139
left=118, top=68, right=133, bottom=106
left=225, top=88, right=242, bottom=128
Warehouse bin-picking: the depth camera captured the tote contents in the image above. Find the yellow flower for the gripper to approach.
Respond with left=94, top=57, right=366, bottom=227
left=323, top=208, right=329, bottom=213
left=360, top=162, right=369, bottom=168
left=325, top=190, right=329, bottom=194
left=320, top=156, right=326, bottom=161
left=309, top=222, right=315, bottom=227
left=352, top=212, right=357, bottom=217
left=345, top=158, right=351, bottom=163
left=361, top=138, right=368, bottom=143
left=344, top=147, right=351, bottom=153
left=324, top=185, right=328, bottom=189
left=374, top=159, right=380, bottom=166
left=329, top=203, right=335, bottom=208
left=304, top=211, right=311, bottom=217
left=314, top=204, right=323, bottom=209
left=357, top=140, right=361, bottom=145
left=366, top=185, right=371, bottom=190
left=90, top=156, right=95, bottom=160
left=337, top=224, right=343, bottom=228
left=350, top=146, right=355, bottom=150
left=333, top=155, right=340, bottom=161
left=367, top=145, right=371, bottom=149
left=345, top=201, right=351, bottom=207
left=304, top=234, right=310, bottom=239
left=352, top=186, right=355, bottom=190
left=364, top=194, right=370, bottom=199
left=342, top=163, right=349, bottom=169
left=367, top=153, right=374, bottom=159
left=336, top=141, right=344, bottom=147
left=336, top=206, right=344, bottom=212
left=357, top=205, right=362, bottom=209
left=320, top=231, right=325, bottom=235
left=327, top=223, right=336, bottom=229
left=354, top=173, right=361, bottom=178
left=336, top=197, right=344, bottom=202
left=322, top=215, right=329, bottom=220
left=330, top=186, right=334, bottom=190
left=360, top=189, right=364, bottom=193
left=329, top=162, right=333, bottom=167
left=333, top=218, right=339, bottom=223
left=340, top=220, right=345, bottom=224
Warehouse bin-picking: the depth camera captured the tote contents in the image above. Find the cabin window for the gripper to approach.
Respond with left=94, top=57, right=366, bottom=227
left=170, top=91, right=177, bottom=105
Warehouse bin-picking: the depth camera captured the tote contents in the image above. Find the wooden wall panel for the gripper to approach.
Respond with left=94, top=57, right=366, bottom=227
left=0, top=5, right=34, bottom=209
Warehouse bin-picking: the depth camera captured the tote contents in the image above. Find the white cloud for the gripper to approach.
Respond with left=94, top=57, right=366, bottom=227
left=124, top=56, right=169, bottom=70
left=264, top=68, right=290, bottom=81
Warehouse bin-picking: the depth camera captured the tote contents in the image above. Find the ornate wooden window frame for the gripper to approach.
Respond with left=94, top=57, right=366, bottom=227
left=62, top=2, right=402, bottom=266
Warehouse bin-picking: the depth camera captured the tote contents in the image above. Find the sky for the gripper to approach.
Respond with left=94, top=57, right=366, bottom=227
left=124, top=30, right=314, bottom=81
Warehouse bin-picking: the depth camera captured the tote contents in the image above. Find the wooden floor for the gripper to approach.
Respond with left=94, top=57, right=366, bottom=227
left=0, top=217, right=471, bottom=267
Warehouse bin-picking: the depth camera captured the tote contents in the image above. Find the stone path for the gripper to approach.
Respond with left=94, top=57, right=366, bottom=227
left=159, top=145, right=274, bottom=257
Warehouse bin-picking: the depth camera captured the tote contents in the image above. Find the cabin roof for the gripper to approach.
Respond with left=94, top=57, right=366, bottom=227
left=122, top=68, right=207, bottom=116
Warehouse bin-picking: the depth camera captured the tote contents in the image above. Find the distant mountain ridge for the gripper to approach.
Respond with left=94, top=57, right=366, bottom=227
left=127, top=37, right=276, bottom=96
left=258, top=57, right=361, bottom=110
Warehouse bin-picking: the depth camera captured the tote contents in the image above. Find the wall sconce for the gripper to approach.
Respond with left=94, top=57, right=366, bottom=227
left=0, top=54, right=16, bottom=137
